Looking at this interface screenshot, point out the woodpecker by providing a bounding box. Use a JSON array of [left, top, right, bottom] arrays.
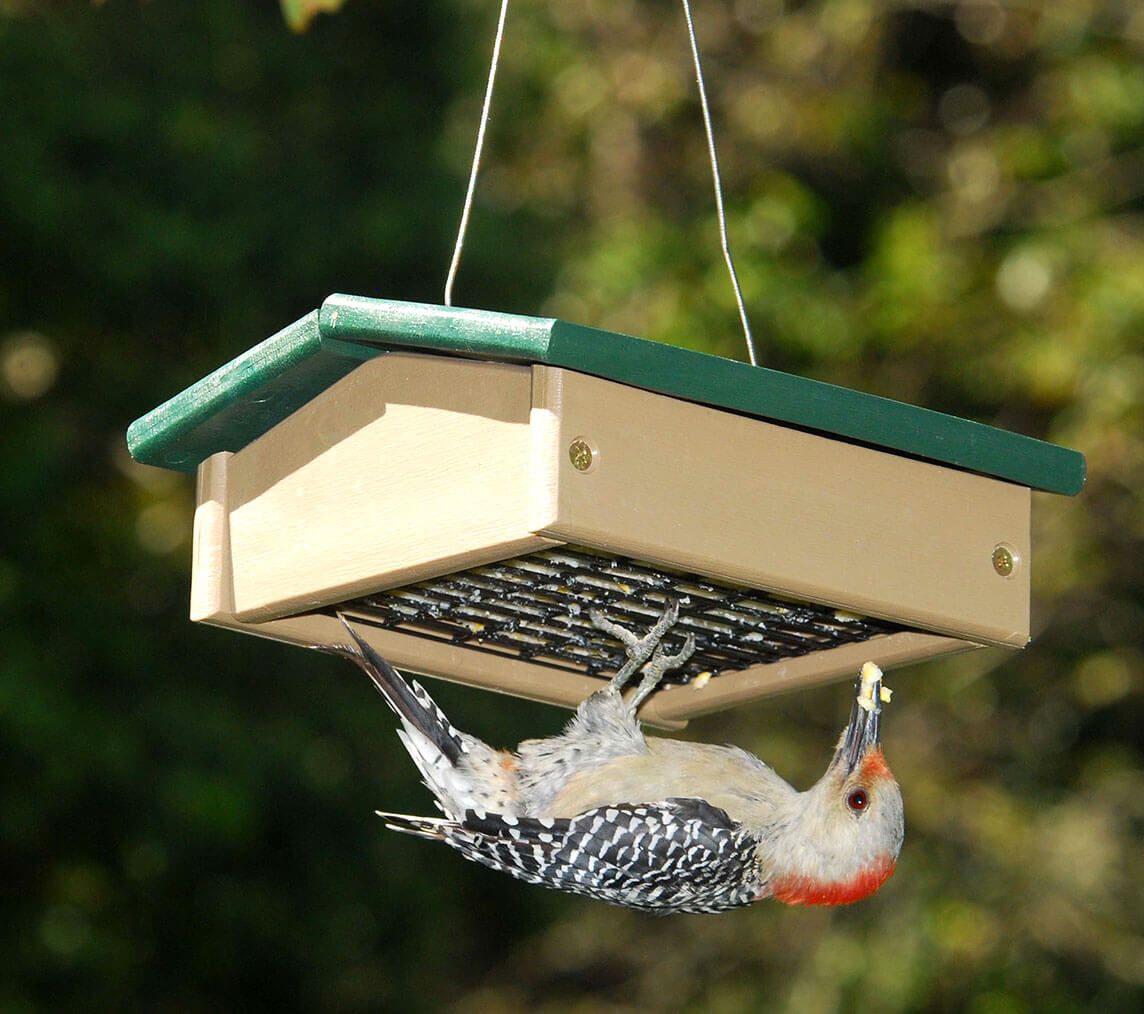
[[331, 602, 904, 914]]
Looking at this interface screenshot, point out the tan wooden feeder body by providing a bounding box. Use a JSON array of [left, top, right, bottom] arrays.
[[128, 294, 1085, 727]]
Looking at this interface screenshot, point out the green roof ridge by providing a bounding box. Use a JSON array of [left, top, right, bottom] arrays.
[[126, 293, 1085, 496]]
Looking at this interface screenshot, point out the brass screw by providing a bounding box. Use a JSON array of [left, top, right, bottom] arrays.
[[992, 544, 1015, 577], [568, 438, 596, 472]]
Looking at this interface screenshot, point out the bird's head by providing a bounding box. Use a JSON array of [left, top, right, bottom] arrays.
[[764, 663, 905, 906]]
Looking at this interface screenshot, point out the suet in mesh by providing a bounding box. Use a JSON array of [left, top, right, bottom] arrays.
[[337, 545, 902, 686]]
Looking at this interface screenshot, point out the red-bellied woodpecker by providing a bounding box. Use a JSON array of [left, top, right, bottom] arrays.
[[331, 602, 903, 914]]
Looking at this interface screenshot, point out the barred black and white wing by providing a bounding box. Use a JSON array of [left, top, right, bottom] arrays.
[[379, 798, 764, 915]]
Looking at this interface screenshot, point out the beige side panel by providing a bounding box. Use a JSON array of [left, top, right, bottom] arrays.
[[195, 608, 691, 724], [532, 367, 1031, 647], [198, 609, 968, 727], [225, 354, 556, 621], [190, 451, 236, 622], [638, 632, 976, 724]]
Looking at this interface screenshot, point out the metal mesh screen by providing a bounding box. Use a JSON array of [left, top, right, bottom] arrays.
[[336, 546, 903, 686]]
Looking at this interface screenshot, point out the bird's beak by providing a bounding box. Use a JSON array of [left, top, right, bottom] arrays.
[[835, 663, 884, 775]]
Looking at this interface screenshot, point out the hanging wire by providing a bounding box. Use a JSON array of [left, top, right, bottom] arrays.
[[680, 0, 760, 366], [444, 0, 510, 307], [446, 0, 759, 366]]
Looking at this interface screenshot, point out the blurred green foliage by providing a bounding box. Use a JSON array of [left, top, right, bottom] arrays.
[[280, 0, 350, 34], [2, 1, 1142, 1010]]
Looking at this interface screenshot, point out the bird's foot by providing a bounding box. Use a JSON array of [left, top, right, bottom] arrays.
[[590, 600, 693, 706], [628, 630, 696, 710]]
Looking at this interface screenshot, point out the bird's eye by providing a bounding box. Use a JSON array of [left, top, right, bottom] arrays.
[[847, 789, 868, 813]]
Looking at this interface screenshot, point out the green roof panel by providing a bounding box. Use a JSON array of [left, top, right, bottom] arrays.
[[127, 294, 1086, 496]]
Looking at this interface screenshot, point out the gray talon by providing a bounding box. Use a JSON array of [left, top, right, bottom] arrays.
[[591, 601, 692, 708]]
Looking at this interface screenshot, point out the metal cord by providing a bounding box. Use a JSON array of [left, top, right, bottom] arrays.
[[680, 0, 759, 365], [446, 0, 759, 367], [444, 0, 510, 307]]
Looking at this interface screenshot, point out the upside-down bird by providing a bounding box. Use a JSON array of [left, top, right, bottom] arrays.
[[331, 602, 903, 914]]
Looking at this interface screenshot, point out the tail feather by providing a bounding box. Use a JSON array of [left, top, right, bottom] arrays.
[[374, 809, 453, 840], [335, 615, 468, 766], [331, 616, 521, 820]]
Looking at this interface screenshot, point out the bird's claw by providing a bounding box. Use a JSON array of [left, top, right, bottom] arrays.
[[628, 631, 697, 710], [591, 600, 692, 708]]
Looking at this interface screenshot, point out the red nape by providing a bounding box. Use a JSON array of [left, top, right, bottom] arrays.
[[769, 855, 896, 906], [859, 748, 894, 783]]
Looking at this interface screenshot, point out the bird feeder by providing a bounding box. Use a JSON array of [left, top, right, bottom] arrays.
[[127, 293, 1085, 727]]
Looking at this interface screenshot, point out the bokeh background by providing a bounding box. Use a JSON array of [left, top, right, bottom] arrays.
[[3, 1, 1142, 1010]]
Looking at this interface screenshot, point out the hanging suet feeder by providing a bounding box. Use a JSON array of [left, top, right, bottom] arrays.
[[127, 2, 1084, 727], [127, 293, 1085, 727]]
